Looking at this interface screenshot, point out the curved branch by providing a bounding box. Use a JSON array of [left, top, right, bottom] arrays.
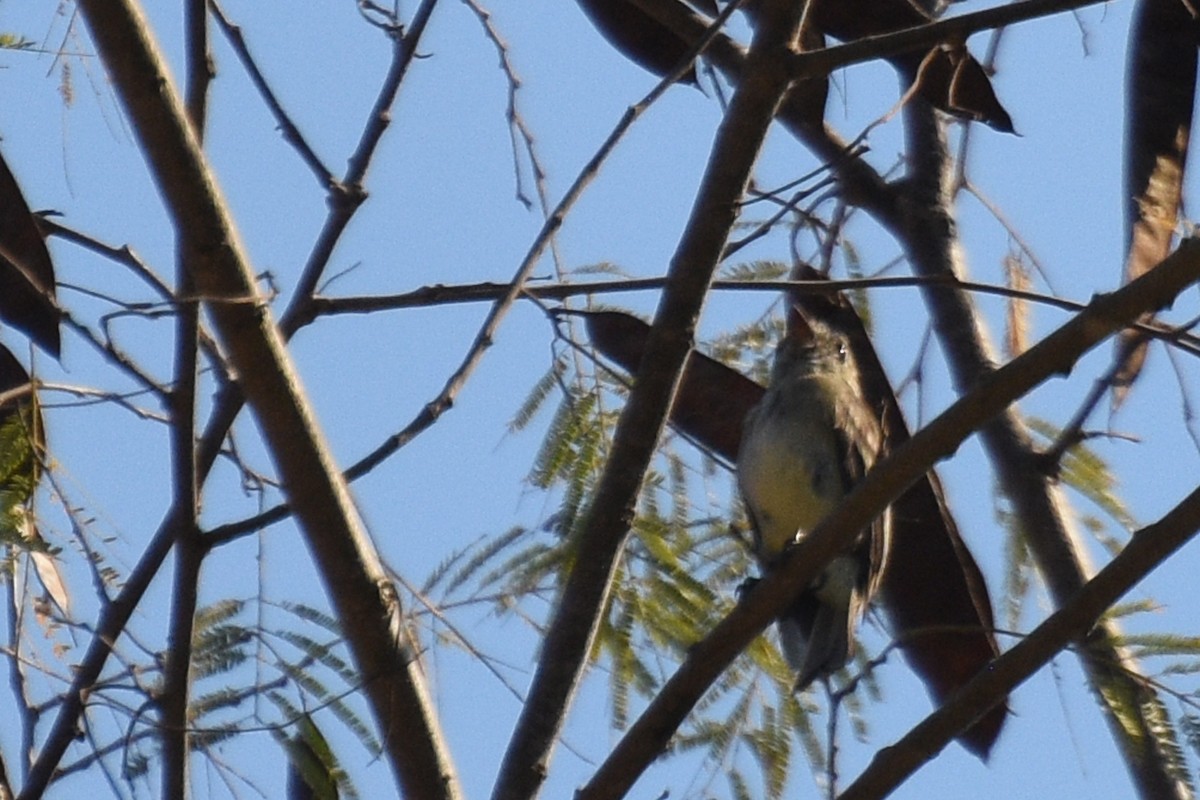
[[784, 0, 1110, 80]]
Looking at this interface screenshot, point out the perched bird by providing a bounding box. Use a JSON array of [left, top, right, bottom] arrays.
[[737, 308, 890, 689]]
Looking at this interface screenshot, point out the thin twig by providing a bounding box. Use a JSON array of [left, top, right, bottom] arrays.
[[572, 239, 1200, 800], [207, 0, 335, 187], [839, 483, 1200, 800], [308, 275, 1200, 355], [493, 2, 806, 798], [784, 0, 1111, 81], [345, 8, 729, 482]]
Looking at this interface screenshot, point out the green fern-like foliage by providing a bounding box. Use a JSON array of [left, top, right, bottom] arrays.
[[0, 33, 35, 51], [447, 295, 898, 799], [0, 372, 42, 545], [276, 704, 357, 800], [1027, 417, 1139, 535], [124, 599, 381, 797], [1000, 417, 1139, 630], [1006, 420, 1197, 792], [0, 353, 72, 616]]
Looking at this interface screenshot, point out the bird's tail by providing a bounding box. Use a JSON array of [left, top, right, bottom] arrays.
[[779, 558, 861, 690]]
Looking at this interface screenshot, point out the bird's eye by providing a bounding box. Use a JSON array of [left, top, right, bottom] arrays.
[[837, 342, 847, 361]]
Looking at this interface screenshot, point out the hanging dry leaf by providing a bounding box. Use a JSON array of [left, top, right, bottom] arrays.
[[566, 308, 763, 461], [0, 149, 61, 357], [30, 546, 71, 616], [1005, 254, 1030, 359], [576, 0, 702, 84], [809, 0, 1015, 132], [1113, 0, 1198, 408], [0, 345, 64, 615]]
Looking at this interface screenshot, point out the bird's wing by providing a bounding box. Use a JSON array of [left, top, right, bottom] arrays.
[[831, 390, 891, 598]]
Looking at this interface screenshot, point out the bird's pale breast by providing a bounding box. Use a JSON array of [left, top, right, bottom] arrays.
[[738, 383, 844, 562]]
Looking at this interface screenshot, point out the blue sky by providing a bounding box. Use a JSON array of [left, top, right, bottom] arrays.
[[0, 0, 1198, 798]]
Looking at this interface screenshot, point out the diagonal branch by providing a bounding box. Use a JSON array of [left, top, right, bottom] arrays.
[[783, 0, 1110, 79], [629, 0, 1107, 82], [195, 0, 440, 481], [19, 8, 454, 790], [620, 1, 1193, 794], [489, 3, 810, 800], [208, 0, 335, 187], [839, 481, 1200, 799], [285, 0, 442, 315], [573, 238, 1200, 800], [22, 4, 462, 800], [343, 8, 702, 481], [900, 96, 1192, 799]]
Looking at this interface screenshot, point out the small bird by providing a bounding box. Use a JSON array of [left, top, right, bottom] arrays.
[[737, 308, 890, 689]]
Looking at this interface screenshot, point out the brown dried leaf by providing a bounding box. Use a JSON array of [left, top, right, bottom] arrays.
[[1114, 0, 1198, 408], [0, 149, 60, 357], [575, 0, 701, 84], [1005, 255, 1030, 359], [811, 0, 1014, 132], [30, 546, 70, 616]]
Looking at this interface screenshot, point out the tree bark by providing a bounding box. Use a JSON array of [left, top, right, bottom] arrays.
[[33, 4, 465, 800], [900, 99, 1192, 800], [491, 3, 810, 800]]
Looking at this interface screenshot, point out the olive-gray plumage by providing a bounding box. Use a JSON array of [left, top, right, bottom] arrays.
[[737, 316, 890, 689]]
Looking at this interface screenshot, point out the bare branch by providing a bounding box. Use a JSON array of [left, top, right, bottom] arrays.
[[193, 0, 443, 480], [343, 5, 726, 482], [280, 0, 444, 324], [573, 238, 1200, 800], [491, 3, 811, 799], [207, 0, 335, 188], [310, 275, 1200, 355], [22, 3, 462, 799], [159, 12, 208, 786], [900, 78, 1189, 794], [840, 482, 1200, 800], [784, 0, 1110, 80]]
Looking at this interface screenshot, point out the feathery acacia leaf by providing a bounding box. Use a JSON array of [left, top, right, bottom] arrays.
[[509, 361, 564, 434], [1005, 253, 1031, 359], [277, 710, 358, 800], [0, 346, 43, 545], [1028, 417, 1138, 533], [998, 502, 1034, 630]]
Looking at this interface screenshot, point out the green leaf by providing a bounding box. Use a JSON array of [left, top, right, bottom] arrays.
[[508, 361, 564, 434], [1027, 417, 1138, 533], [0, 351, 42, 545], [283, 715, 348, 800]]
